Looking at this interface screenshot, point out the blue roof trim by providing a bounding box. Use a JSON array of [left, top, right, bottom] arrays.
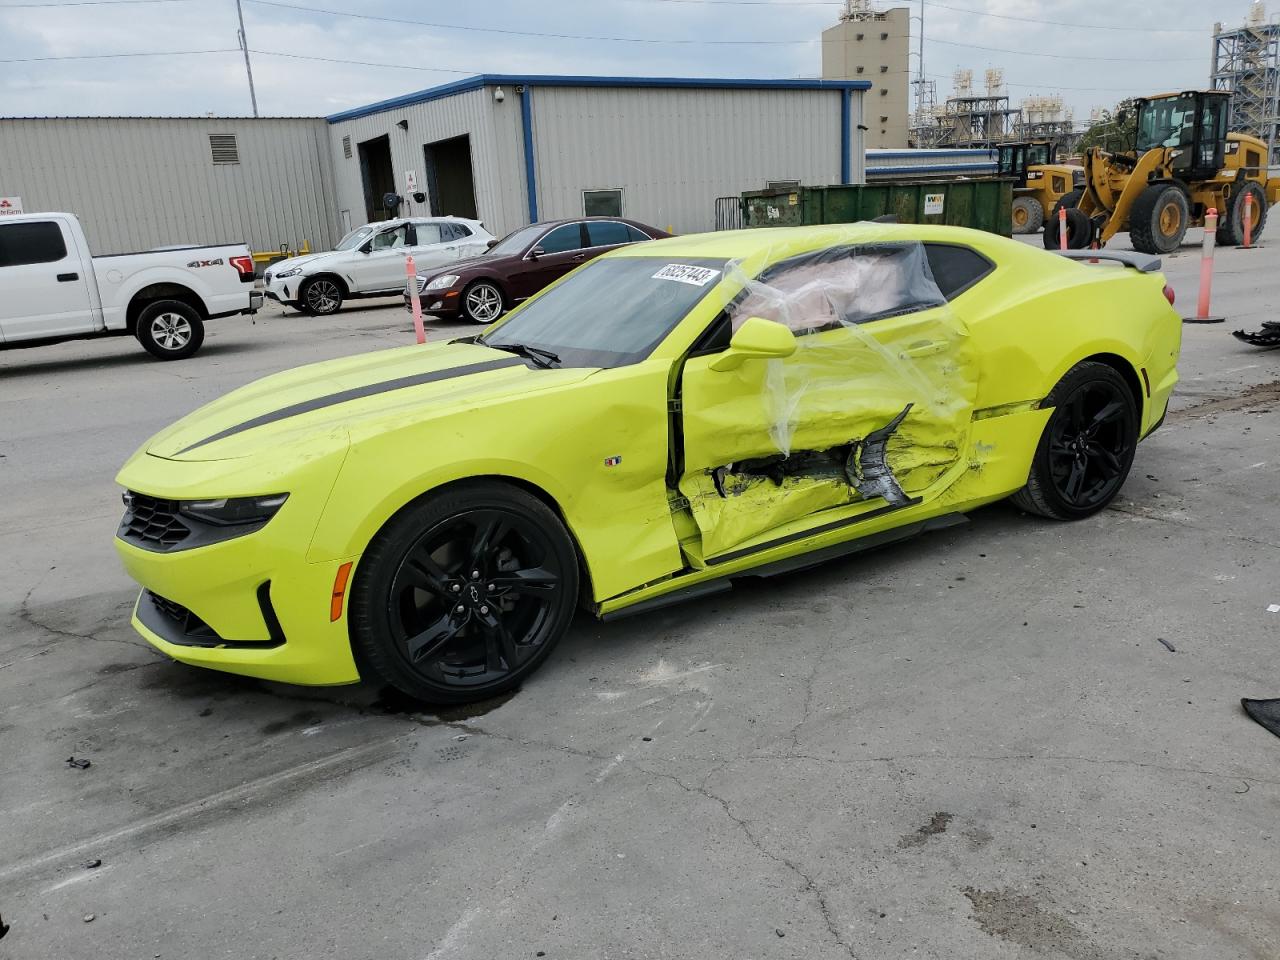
[[327, 74, 871, 124], [865, 163, 998, 175], [867, 149, 995, 160]]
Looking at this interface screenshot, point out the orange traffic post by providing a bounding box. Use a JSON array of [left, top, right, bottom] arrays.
[[1058, 206, 1068, 251], [1240, 191, 1256, 249], [1184, 208, 1225, 324], [405, 254, 426, 344]]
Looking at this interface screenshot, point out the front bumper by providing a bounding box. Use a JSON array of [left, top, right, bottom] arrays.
[[114, 443, 361, 686], [403, 286, 462, 317], [117, 535, 362, 686], [264, 274, 298, 305]]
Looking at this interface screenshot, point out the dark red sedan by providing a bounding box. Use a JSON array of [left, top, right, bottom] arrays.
[[406, 217, 669, 323]]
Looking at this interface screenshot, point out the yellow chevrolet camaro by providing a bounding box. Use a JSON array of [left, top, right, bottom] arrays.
[[115, 224, 1180, 703]]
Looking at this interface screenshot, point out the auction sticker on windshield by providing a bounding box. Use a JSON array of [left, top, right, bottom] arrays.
[[652, 264, 721, 286]]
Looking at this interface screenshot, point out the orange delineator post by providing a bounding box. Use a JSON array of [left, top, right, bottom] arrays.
[[406, 254, 426, 345], [1187, 208, 1223, 324], [1058, 206, 1068, 251], [1242, 192, 1254, 249]]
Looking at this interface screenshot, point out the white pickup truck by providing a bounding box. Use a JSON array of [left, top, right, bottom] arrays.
[[0, 212, 261, 360]]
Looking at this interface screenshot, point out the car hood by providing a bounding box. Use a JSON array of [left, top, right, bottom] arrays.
[[269, 250, 344, 274], [420, 252, 510, 278], [141, 341, 593, 462]]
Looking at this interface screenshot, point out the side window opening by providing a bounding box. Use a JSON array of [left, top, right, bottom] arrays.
[[537, 223, 585, 254], [729, 244, 946, 335], [922, 243, 995, 300], [0, 221, 69, 267]]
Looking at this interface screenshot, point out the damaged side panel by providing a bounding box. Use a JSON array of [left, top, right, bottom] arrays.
[[677, 242, 980, 560]]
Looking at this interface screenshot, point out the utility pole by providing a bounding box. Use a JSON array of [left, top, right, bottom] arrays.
[[918, 0, 925, 114], [235, 0, 259, 117]]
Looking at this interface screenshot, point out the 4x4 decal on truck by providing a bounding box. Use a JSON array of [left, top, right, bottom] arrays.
[[187, 258, 225, 268]]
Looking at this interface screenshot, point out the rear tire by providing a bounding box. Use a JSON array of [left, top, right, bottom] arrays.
[[349, 481, 579, 704], [1012, 196, 1044, 235], [1216, 182, 1267, 246], [135, 300, 205, 360], [300, 276, 344, 316], [1011, 361, 1139, 521], [1129, 184, 1190, 254]]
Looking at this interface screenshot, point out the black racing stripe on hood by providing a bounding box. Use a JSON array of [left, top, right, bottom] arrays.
[[175, 357, 526, 455]]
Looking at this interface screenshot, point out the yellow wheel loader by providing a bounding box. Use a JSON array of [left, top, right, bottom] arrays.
[[998, 141, 1085, 235], [1048, 91, 1280, 254]]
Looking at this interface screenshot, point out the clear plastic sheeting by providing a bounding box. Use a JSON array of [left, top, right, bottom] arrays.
[[678, 238, 980, 558]]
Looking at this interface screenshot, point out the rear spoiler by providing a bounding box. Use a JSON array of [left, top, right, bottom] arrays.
[[1051, 249, 1162, 273]]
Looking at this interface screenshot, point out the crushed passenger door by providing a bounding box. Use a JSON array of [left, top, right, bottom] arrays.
[[676, 242, 980, 561]]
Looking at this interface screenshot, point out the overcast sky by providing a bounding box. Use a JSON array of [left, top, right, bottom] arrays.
[[0, 0, 1249, 121]]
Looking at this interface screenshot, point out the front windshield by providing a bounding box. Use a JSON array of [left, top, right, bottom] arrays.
[[335, 225, 376, 251], [1136, 95, 1197, 152], [487, 224, 546, 257], [1027, 144, 1049, 165], [483, 256, 727, 368]]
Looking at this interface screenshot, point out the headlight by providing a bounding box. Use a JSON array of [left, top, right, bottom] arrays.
[[274, 267, 303, 279], [178, 493, 289, 526], [119, 491, 289, 553], [425, 274, 459, 291]]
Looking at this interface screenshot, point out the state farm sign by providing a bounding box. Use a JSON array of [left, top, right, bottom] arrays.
[[0, 197, 23, 216]]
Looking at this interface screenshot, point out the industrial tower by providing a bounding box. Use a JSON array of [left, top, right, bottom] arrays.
[[1212, 2, 1280, 164]]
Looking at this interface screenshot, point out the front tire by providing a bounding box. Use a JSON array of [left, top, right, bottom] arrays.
[[1011, 361, 1139, 521], [1130, 184, 1190, 254], [300, 276, 344, 316], [349, 481, 579, 704], [461, 280, 505, 324], [135, 300, 205, 360]]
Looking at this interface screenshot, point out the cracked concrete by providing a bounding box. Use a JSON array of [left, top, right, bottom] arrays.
[[4, 243, 1280, 959]]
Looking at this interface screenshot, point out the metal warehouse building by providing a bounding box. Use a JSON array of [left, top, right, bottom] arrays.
[[0, 117, 340, 255], [327, 75, 870, 239], [1, 74, 869, 254]]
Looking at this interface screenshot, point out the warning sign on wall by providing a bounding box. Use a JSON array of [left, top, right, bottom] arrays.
[[923, 193, 945, 216], [0, 197, 23, 216]]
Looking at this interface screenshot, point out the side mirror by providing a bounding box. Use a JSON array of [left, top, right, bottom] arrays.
[[529, 246, 545, 259], [708, 316, 797, 372], [486, 239, 497, 250], [359, 242, 372, 255]]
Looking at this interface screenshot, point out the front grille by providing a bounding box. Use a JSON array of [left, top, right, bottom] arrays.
[[264, 270, 273, 283], [121, 492, 190, 549], [144, 591, 217, 641]]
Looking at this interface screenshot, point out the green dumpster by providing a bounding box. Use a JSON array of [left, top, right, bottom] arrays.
[[741, 179, 1014, 236]]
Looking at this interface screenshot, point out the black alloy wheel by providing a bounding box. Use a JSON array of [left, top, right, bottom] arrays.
[[1012, 361, 1139, 520], [350, 482, 578, 703]]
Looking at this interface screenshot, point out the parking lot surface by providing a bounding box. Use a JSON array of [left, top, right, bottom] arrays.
[[3, 236, 1279, 960]]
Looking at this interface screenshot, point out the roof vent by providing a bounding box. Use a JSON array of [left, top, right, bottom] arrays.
[[342, 135, 352, 159], [209, 133, 239, 164]]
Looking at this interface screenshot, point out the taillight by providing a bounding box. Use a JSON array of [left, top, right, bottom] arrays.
[[1162, 284, 1175, 306], [230, 255, 255, 278]]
